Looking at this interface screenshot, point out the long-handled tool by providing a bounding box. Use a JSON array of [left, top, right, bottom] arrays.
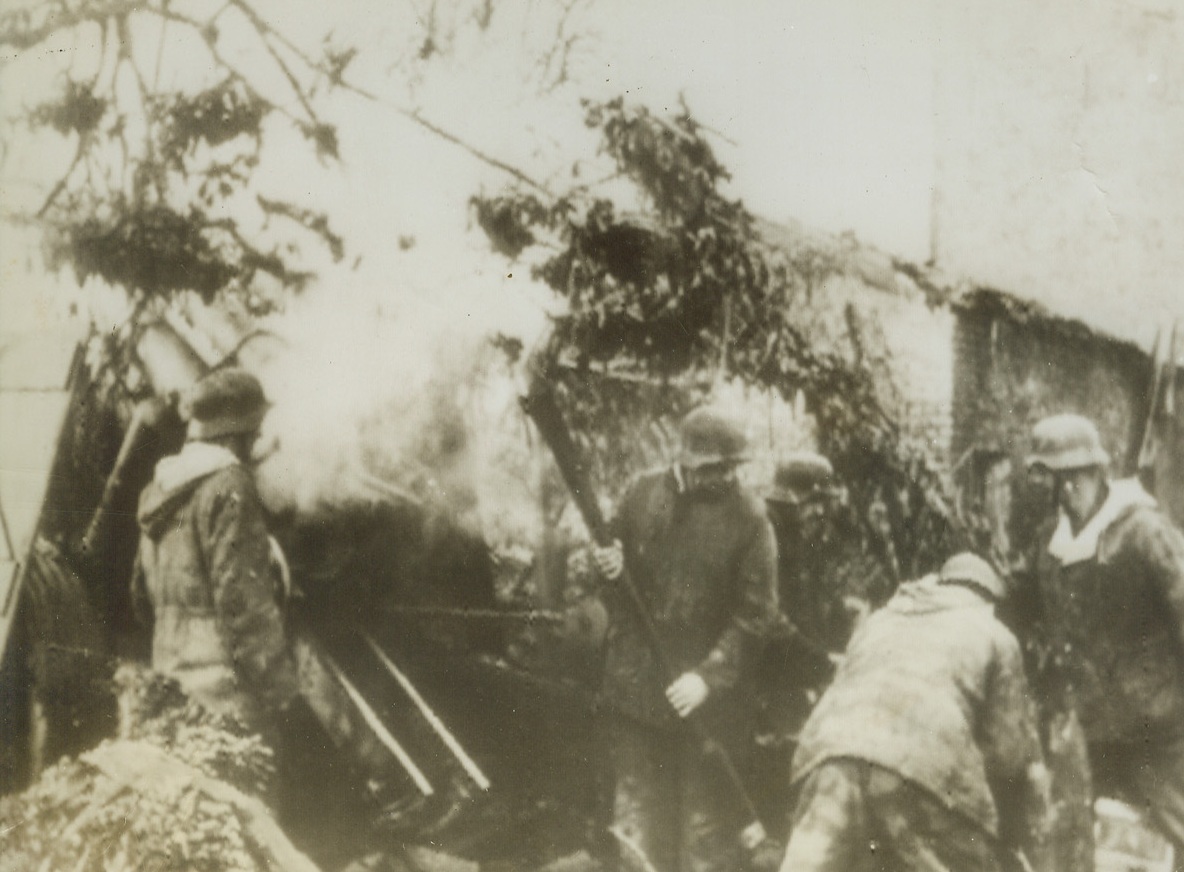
[[520, 375, 777, 864]]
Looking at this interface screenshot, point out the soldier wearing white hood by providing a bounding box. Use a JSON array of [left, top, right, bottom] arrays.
[[1026, 413, 1184, 856], [133, 368, 299, 731]]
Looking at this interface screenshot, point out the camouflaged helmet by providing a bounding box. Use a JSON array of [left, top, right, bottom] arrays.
[[767, 451, 834, 503], [939, 552, 1007, 602], [1026, 413, 1110, 472], [184, 368, 270, 440], [678, 406, 749, 468]]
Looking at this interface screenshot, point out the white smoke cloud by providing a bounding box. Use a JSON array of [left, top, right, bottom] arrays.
[[251, 259, 550, 551]]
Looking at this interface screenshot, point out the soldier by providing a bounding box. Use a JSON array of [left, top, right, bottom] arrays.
[[132, 369, 394, 868], [1026, 413, 1184, 857], [759, 451, 890, 734], [133, 367, 299, 731], [591, 405, 780, 872], [756, 452, 856, 820], [781, 553, 1051, 872], [764, 451, 874, 656]]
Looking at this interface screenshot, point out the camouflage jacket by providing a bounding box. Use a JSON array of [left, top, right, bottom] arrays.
[[1033, 478, 1184, 744], [134, 442, 299, 728], [792, 577, 1046, 840], [601, 467, 780, 735]]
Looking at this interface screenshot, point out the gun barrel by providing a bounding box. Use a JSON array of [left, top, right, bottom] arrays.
[[382, 604, 564, 624]]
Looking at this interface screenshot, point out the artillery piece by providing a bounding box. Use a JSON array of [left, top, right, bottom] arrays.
[[0, 309, 609, 871]]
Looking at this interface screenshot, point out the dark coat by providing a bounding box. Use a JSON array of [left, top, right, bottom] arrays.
[[766, 500, 892, 655], [134, 442, 299, 728], [792, 578, 1045, 839], [601, 467, 780, 735], [1035, 479, 1184, 744]]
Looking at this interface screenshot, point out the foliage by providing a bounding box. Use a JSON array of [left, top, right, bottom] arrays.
[[0, 664, 280, 872], [50, 202, 264, 301], [111, 663, 277, 796], [3, 0, 350, 315], [28, 79, 107, 136], [20, 540, 117, 768], [152, 79, 266, 158], [475, 98, 969, 577]]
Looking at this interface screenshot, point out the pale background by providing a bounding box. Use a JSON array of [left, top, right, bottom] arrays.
[[4, 0, 1181, 346]]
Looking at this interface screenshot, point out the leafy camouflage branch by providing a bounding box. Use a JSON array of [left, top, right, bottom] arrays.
[[475, 97, 969, 578]]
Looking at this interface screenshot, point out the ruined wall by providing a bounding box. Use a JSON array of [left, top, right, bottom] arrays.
[[804, 272, 954, 464], [763, 221, 956, 468], [950, 293, 1148, 465]]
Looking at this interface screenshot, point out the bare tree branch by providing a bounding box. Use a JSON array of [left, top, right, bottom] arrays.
[[0, 0, 139, 50], [114, 13, 165, 201], [534, 0, 588, 93], [233, 0, 555, 192], [318, 71, 551, 195], [153, 6, 303, 126], [36, 133, 88, 217], [8, 0, 551, 197], [225, 0, 319, 124], [403, 108, 550, 195], [228, 0, 319, 74], [151, 0, 169, 89]]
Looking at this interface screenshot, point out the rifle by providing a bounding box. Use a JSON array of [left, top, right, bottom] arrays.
[[520, 376, 778, 866]]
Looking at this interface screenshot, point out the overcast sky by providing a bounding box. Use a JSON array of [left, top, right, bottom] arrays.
[[591, 0, 936, 259]]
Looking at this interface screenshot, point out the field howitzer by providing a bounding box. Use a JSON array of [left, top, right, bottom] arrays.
[[520, 376, 782, 870], [77, 380, 491, 832]]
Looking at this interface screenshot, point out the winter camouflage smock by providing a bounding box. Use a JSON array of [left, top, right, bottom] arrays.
[[601, 467, 780, 734], [1034, 478, 1184, 743], [134, 442, 299, 728], [791, 577, 1044, 837]]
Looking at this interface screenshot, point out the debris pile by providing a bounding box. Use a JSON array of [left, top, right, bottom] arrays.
[[0, 664, 318, 872]]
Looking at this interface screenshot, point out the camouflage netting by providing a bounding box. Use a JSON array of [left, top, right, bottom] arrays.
[[0, 663, 318, 872]]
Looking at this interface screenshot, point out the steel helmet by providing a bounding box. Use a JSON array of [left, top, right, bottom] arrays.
[[184, 368, 270, 440], [678, 406, 749, 468], [939, 552, 1008, 602], [767, 451, 834, 503], [1026, 413, 1110, 472]]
